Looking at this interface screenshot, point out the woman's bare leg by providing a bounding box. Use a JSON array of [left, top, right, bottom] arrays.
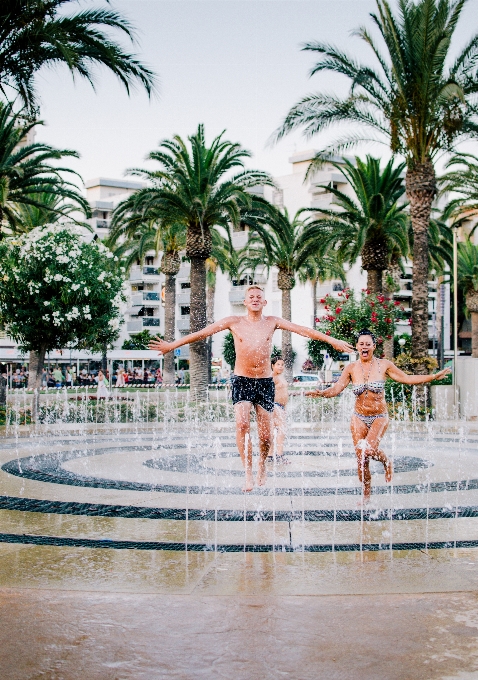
[[363, 418, 392, 483], [351, 416, 391, 500], [234, 401, 254, 492]]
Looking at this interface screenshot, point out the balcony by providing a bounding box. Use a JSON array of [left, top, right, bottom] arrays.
[[127, 318, 160, 333], [177, 291, 191, 305], [177, 317, 190, 331], [229, 286, 247, 304], [129, 266, 161, 282], [131, 292, 160, 307]]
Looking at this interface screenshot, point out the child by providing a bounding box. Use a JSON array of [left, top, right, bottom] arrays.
[[269, 356, 290, 464]]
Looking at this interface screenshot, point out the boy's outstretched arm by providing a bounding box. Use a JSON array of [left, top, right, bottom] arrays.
[[149, 317, 236, 354], [274, 318, 354, 354]]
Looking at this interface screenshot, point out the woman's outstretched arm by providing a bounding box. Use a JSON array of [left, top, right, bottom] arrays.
[[385, 361, 451, 385], [305, 365, 352, 398]]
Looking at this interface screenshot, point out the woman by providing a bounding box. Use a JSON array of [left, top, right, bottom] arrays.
[[96, 369, 110, 399], [307, 329, 450, 504]]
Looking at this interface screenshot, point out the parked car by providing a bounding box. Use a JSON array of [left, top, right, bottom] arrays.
[[293, 374, 320, 385]]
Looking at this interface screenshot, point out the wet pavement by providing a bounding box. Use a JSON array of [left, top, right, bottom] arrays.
[[1, 587, 478, 679], [0, 422, 478, 678]]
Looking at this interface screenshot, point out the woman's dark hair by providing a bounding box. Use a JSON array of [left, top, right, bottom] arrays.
[[271, 355, 283, 366], [356, 328, 376, 344]]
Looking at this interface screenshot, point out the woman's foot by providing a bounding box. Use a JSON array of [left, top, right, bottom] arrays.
[[384, 457, 393, 483]]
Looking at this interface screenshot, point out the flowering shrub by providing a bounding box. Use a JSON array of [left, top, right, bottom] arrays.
[[308, 289, 404, 366], [0, 225, 126, 363]]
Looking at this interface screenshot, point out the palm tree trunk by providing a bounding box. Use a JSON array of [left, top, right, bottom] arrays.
[[406, 161, 436, 373], [472, 312, 478, 359], [312, 279, 318, 328], [189, 256, 208, 400], [206, 277, 216, 384], [163, 272, 176, 386], [281, 288, 293, 382], [367, 270, 382, 294]]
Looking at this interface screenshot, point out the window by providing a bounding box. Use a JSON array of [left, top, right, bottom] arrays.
[[332, 282, 344, 291], [145, 256, 154, 266], [272, 190, 284, 207], [180, 282, 191, 289], [233, 221, 246, 232], [180, 306, 190, 316]]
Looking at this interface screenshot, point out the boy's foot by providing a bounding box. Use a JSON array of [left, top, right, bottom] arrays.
[[242, 472, 254, 493], [256, 463, 267, 487], [357, 496, 372, 508], [384, 458, 393, 483]]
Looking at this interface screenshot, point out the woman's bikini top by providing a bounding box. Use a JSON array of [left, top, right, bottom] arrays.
[[351, 358, 385, 396], [352, 381, 385, 396]]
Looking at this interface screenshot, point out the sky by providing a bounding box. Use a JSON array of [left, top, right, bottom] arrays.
[[33, 0, 478, 186]]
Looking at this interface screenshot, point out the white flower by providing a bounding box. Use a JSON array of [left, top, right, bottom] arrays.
[[84, 288, 89, 296], [84, 313, 92, 320], [108, 318, 119, 330], [42, 314, 50, 321], [71, 283, 80, 291], [97, 271, 106, 282], [83, 305, 90, 314], [53, 273, 63, 281], [43, 301, 50, 306]]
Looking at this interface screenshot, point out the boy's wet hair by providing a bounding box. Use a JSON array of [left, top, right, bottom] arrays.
[[356, 328, 377, 344], [271, 355, 283, 366], [245, 284, 264, 296]]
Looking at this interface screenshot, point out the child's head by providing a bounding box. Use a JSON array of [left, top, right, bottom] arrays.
[[271, 355, 285, 374]]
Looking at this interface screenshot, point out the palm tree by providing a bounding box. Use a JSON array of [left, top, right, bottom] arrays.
[[112, 125, 274, 399], [456, 239, 478, 358], [108, 219, 186, 387], [441, 153, 478, 226], [274, 0, 478, 370], [0, 102, 90, 234], [242, 206, 326, 381], [303, 156, 409, 294], [0, 0, 156, 111], [14, 187, 90, 233]]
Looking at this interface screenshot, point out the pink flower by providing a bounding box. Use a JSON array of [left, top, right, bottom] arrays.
[[320, 298, 326, 304]]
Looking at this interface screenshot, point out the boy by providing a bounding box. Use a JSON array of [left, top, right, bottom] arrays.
[[150, 285, 353, 492]]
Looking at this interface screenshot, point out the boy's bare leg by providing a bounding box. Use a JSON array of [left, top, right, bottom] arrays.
[[255, 405, 273, 486], [234, 402, 254, 492], [270, 406, 288, 463]]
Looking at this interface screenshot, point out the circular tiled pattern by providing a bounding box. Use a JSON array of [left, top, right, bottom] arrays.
[[0, 426, 477, 553]]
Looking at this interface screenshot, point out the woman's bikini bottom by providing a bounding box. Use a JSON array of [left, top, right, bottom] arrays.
[[353, 412, 388, 429]]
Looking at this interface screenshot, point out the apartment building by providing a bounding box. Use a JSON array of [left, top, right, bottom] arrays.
[[82, 151, 447, 372]]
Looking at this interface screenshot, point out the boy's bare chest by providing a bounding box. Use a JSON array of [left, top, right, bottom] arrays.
[[232, 320, 275, 347]]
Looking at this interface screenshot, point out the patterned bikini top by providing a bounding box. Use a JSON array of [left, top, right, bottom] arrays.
[[352, 381, 385, 396], [352, 358, 385, 396]]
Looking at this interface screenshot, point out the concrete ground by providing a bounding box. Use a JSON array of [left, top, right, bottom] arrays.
[[1, 423, 477, 678], [1, 587, 478, 680]]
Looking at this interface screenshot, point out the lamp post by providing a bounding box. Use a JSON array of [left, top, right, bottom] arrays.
[[453, 224, 459, 413], [398, 337, 406, 353]]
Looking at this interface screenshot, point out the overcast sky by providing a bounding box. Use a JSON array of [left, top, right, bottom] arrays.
[[33, 0, 478, 185]]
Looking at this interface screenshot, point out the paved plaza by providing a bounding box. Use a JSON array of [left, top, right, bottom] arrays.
[[0, 420, 478, 678]]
